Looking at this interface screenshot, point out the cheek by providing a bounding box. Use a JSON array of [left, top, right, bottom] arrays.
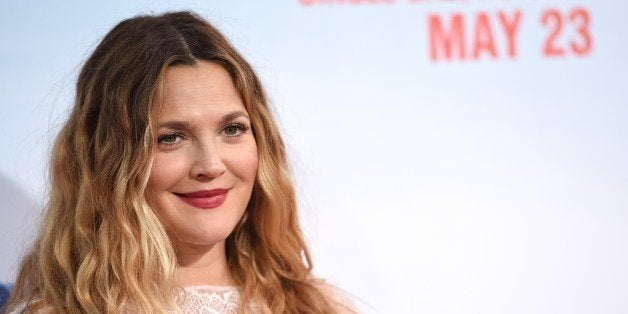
[[148, 152, 190, 193], [228, 141, 258, 182]]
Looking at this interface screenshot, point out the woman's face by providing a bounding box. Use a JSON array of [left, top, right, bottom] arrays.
[[148, 60, 258, 249]]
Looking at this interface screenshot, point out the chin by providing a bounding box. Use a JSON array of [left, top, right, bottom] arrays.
[[172, 223, 239, 248]]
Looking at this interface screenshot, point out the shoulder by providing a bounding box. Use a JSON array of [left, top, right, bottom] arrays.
[[6, 301, 27, 314], [315, 281, 359, 314], [6, 299, 54, 314]]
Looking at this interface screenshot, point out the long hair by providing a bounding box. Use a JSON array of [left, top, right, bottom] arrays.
[[7, 11, 335, 313]]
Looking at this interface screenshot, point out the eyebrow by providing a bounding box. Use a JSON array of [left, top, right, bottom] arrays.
[[156, 110, 250, 129]]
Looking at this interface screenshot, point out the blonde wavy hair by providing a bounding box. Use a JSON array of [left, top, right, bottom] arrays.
[[8, 11, 338, 313]]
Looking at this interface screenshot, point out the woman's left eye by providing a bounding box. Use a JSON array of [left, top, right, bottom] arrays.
[[222, 123, 248, 137]]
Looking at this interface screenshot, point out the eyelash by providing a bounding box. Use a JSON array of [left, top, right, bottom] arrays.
[[222, 122, 249, 137], [157, 132, 186, 146], [156, 123, 250, 146]]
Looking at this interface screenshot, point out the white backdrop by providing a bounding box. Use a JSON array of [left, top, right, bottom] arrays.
[[1, 1, 627, 313]]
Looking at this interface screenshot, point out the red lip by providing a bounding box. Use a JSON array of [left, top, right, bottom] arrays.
[[175, 189, 229, 209]]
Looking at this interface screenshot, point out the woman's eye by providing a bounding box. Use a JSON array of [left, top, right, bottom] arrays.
[[223, 123, 248, 137], [157, 133, 184, 145]]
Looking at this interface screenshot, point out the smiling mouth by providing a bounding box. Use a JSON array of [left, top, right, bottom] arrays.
[[174, 189, 229, 209]]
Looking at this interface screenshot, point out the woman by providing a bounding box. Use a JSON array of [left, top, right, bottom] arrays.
[[7, 11, 354, 313]]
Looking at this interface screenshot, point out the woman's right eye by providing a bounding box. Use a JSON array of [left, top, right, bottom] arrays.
[[157, 132, 184, 146]]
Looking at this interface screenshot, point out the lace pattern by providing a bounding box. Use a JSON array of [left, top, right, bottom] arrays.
[[180, 286, 241, 314]]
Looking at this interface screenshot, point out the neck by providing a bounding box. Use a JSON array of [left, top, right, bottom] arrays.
[[174, 240, 235, 287]]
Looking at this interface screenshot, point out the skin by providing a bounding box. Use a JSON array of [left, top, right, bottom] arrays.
[[147, 60, 258, 287]]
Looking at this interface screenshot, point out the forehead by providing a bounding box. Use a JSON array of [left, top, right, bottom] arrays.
[[157, 61, 245, 120]]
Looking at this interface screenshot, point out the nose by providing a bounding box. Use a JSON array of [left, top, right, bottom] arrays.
[[190, 142, 226, 180]]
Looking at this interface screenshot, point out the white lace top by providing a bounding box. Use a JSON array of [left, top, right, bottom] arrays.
[[180, 285, 242, 314], [179, 284, 357, 314]]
